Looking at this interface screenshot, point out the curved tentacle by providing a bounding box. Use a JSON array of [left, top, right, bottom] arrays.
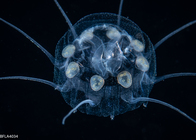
[[129, 97, 196, 123], [62, 99, 95, 125]]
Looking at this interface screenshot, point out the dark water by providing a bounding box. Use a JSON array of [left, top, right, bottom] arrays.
[[0, 0, 195, 139]]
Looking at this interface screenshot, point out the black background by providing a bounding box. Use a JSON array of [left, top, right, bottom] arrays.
[[0, 0, 196, 139]]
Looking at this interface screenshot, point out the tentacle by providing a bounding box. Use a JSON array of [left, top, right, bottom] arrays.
[[62, 99, 95, 125], [155, 73, 196, 84], [0, 18, 56, 66], [117, 0, 124, 26], [0, 76, 60, 91], [54, 0, 78, 39], [130, 97, 196, 123], [154, 20, 196, 50]]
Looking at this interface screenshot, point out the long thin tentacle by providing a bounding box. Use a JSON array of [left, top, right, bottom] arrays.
[[117, 0, 124, 26], [154, 20, 196, 50], [54, 0, 77, 39], [155, 73, 196, 84], [130, 97, 196, 123], [0, 18, 56, 66], [62, 99, 95, 125], [0, 76, 60, 91]]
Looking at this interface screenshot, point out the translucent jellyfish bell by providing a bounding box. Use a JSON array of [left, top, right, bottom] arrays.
[[66, 62, 80, 78], [117, 71, 132, 88]]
